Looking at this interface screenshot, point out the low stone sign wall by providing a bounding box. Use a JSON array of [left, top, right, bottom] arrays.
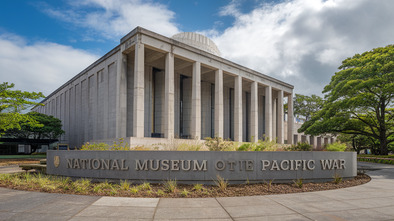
[[47, 150, 357, 184]]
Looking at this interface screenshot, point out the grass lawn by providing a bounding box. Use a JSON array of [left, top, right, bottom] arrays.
[[358, 154, 394, 165], [0, 154, 46, 159]]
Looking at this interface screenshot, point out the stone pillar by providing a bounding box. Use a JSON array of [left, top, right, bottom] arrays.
[[164, 52, 174, 139], [272, 96, 277, 140], [191, 61, 201, 139], [265, 86, 272, 140], [287, 93, 294, 144], [312, 136, 318, 150], [277, 90, 284, 144], [250, 81, 258, 142], [214, 69, 224, 138], [133, 42, 145, 137], [234, 75, 243, 142], [116, 53, 127, 138]]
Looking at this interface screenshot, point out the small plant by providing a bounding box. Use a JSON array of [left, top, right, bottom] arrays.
[[180, 188, 189, 197], [267, 179, 275, 191], [333, 173, 343, 184], [93, 180, 113, 193], [109, 187, 118, 196], [0, 174, 12, 182], [157, 189, 165, 196], [193, 183, 204, 192], [163, 179, 177, 193], [138, 182, 151, 191], [326, 142, 347, 152], [120, 180, 131, 191], [293, 178, 303, 188], [59, 177, 72, 190], [73, 178, 91, 193], [214, 175, 228, 191], [130, 186, 139, 194]]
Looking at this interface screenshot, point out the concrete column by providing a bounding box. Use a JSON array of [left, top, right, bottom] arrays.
[[164, 52, 175, 139], [191, 61, 201, 139], [250, 81, 258, 142], [214, 69, 224, 138], [133, 42, 145, 137], [272, 97, 277, 140], [234, 75, 243, 142], [312, 136, 318, 150], [116, 53, 127, 138], [277, 90, 284, 144], [265, 86, 272, 140], [287, 93, 294, 144]]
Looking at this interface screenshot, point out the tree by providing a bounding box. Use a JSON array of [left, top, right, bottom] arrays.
[[338, 134, 374, 154], [293, 94, 324, 121], [299, 45, 394, 155], [0, 82, 44, 134], [3, 112, 64, 152]]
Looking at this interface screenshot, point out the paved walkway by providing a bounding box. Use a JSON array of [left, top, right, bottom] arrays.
[[1, 162, 394, 220]]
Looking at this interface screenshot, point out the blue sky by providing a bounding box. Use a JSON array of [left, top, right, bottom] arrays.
[[1, 0, 394, 96]]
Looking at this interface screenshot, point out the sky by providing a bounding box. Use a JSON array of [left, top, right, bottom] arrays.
[[1, 0, 394, 97]]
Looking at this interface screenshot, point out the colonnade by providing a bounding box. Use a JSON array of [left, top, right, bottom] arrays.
[[116, 41, 294, 144]]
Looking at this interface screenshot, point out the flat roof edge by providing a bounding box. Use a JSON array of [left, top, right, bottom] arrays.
[[36, 45, 121, 105], [121, 27, 294, 90]]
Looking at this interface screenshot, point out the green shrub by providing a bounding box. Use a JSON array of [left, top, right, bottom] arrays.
[[237, 137, 278, 152], [81, 142, 110, 151], [80, 138, 130, 151], [286, 142, 312, 151], [237, 143, 253, 151], [326, 142, 347, 152], [205, 137, 234, 151]]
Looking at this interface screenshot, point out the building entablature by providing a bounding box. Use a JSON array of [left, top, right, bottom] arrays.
[[120, 27, 294, 95]]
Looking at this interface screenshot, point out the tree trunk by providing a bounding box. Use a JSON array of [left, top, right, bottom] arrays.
[[380, 139, 389, 155]]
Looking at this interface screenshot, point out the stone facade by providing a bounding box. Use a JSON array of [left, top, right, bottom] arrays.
[[34, 27, 295, 148]]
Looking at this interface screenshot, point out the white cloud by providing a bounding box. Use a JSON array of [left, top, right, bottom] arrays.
[[42, 0, 180, 40], [210, 0, 394, 96], [0, 33, 98, 96]]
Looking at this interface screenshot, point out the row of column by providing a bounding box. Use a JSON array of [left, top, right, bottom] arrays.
[[117, 42, 294, 144]]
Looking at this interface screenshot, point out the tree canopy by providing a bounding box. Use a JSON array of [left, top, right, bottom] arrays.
[[3, 112, 64, 140], [293, 94, 324, 121], [0, 82, 44, 134], [299, 45, 394, 154]]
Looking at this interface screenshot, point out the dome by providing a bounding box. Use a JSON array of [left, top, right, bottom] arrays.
[[172, 32, 221, 56]]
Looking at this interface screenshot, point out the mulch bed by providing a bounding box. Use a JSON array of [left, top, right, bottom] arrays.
[[0, 173, 370, 198]]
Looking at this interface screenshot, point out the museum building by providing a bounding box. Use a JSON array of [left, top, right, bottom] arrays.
[[33, 27, 295, 148]]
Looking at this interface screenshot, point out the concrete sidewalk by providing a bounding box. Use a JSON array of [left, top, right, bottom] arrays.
[[0, 162, 393, 220]]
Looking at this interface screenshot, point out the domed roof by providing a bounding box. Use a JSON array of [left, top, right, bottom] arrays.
[[172, 32, 221, 56]]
